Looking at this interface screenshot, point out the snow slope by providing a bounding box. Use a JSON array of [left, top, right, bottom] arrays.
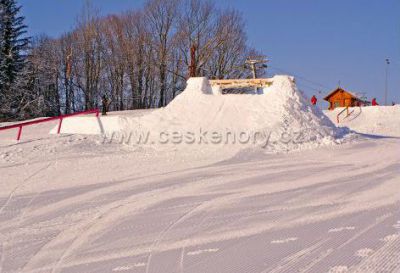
[[0, 125, 399, 273], [324, 105, 400, 137], [55, 76, 348, 153]]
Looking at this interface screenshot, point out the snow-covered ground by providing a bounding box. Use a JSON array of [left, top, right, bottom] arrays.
[[0, 77, 399, 273], [324, 105, 400, 138]]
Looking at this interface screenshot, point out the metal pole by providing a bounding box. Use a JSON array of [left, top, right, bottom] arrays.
[[385, 58, 390, 106], [250, 63, 257, 93], [250, 63, 257, 79], [245, 57, 268, 94], [17, 126, 22, 141], [57, 117, 63, 134]]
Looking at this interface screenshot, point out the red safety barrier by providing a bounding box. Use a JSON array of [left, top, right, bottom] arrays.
[[0, 109, 99, 141]]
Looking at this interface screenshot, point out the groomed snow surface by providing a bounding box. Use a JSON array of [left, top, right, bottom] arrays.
[[1, 76, 399, 273]]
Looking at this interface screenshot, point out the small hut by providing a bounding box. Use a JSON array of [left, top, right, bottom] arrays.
[[324, 87, 368, 110]]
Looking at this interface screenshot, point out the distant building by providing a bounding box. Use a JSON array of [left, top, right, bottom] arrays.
[[323, 87, 369, 110]]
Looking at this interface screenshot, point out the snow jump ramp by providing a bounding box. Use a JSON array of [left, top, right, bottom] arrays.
[[53, 75, 347, 152]]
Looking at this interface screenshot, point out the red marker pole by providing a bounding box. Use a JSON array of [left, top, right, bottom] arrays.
[[57, 117, 63, 134], [17, 126, 22, 141]]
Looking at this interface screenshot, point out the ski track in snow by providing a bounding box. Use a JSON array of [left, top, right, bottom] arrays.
[[270, 237, 298, 244], [112, 263, 146, 271], [1, 136, 399, 273], [328, 265, 349, 273], [355, 248, 374, 258], [328, 226, 356, 233], [186, 248, 219, 256]]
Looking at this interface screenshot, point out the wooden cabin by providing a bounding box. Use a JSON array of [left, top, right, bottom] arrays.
[[324, 88, 368, 110]]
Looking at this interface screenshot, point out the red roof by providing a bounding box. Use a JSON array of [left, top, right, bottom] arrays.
[[323, 87, 361, 101]]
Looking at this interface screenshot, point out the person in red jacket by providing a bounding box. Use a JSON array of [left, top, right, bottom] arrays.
[[311, 95, 317, 105], [371, 98, 379, 106]]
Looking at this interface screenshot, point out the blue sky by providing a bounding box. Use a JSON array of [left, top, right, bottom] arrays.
[[19, 0, 400, 105]]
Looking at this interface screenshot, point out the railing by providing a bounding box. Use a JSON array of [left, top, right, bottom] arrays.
[[0, 109, 99, 141], [336, 107, 350, 123], [209, 78, 273, 89]]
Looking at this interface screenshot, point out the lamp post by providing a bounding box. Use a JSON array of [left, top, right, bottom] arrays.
[[385, 58, 390, 106]]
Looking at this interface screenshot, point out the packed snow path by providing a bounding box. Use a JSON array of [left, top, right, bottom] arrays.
[[0, 133, 399, 273]]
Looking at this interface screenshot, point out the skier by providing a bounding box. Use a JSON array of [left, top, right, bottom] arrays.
[[311, 95, 317, 106], [102, 95, 110, 115], [371, 98, 379, 106]]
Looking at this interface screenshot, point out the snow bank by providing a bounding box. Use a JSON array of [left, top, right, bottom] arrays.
[[324, 105, 400, 137], [50, 116, 120, 135], [49, 109, 152, 135], [54, 76, 346, 152]]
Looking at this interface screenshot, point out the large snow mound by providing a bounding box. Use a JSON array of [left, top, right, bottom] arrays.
[[324, 105, 400, 138], [55, 75, 347, 152]]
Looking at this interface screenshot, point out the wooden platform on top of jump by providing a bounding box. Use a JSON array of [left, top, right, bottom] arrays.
[[209, 78, 273, 89]]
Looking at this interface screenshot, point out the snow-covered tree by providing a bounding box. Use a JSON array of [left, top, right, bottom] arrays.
[[0, 0, 30, 119]]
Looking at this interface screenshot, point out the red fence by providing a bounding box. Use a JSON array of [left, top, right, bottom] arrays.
[[0, 109, 99, 141]]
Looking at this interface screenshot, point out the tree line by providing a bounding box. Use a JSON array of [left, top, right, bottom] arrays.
[[1, 0, 261, 120]]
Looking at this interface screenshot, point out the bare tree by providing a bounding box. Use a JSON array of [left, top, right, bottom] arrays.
[[207, 9, 249, 79], [145, 0, 179, 107], [102, 15, 126, 111], [74, 1, 103, 110], [58, 33, 76, 113], [122, 10, 150, 109], [176, 0, 215, 77], [28, 36, 61, 116], [25, 0, 263, 117]]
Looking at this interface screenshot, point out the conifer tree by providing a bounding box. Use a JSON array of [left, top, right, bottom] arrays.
[[0, 0, 30, 118]]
